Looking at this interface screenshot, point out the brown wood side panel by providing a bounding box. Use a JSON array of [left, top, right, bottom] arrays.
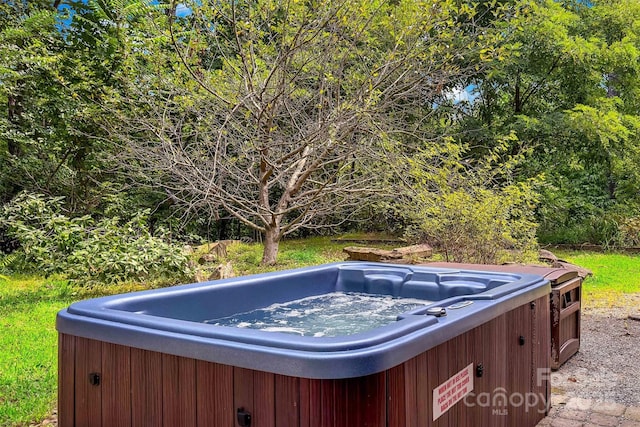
[[234, 367, 255, 426], [559, 339, 580, 365], [560, 311, 579, 343], [430, 341, 450, 427], [298, 378, 311, 427], [467, 319, 486, 424], [275, 375, 300, 427], [415, 351, 430, 426], [312, 379, 328, 427], [386, 363, 406, 427], [196, 360, 234, 427], [58, 334, 76, 427], [74, 337, 102, 427], [252, 370, 275, 427], [551, 278, 582, 370], [131, 348, 163, 427], [403, 355, 418, 427], [507, 303, 533, 426], [344, 373, 385, 427], [320, 380, 339, 427], [162, 354, 196, 427], [533, 295, 551, 419], [460, 327, 484, 426], [302, 378, 323, 427], [101, 342, 131, 427], [330, 379, 347, 427], [480, 314, 507, 427], [448, 332, 471, 427], [367, 373, 386, 427]]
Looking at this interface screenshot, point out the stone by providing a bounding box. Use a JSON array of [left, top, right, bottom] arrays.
[[556, 408, 588, 421], [565, 397, 593, 411], [198, 242, 227, 263], [197, 240, 233, 264], [625, 407, 640, 421], [343, 246, 392, 262], [550, 418, 583, 427], [208, 261, 234, 280], [343, 244, 432, 262], [551, 394, 570, 406], [194, 268, 210, 282], [539, 249, 559, 263], [389, 244, 433, 259], [588, 412, 620, 426], [592, 401, 626, 417]]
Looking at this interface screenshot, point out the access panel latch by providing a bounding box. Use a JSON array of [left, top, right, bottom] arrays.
[[88, 372, 101, 386], [237, 408, 252, 426]]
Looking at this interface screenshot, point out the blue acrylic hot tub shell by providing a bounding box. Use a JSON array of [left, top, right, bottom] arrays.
[[56, 262, 549, 379]]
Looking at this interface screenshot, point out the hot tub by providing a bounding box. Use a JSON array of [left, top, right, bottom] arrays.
[[57, 262, 551, 427]]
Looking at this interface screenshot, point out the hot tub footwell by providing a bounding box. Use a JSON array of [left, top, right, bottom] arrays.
[[58, 295, 549, 427]]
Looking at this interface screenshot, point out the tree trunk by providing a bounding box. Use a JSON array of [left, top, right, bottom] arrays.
[[217, 217, 230, 240], [7, 94, 23, 157], [514, 71, 522, 114], [261, 226, 280, 265]]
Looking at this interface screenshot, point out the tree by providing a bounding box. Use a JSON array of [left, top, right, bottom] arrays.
[[0, 0, 126, 211], [456, 0, 640, 245], [108, 0, 503, 264], [0, 4, 62, 201]]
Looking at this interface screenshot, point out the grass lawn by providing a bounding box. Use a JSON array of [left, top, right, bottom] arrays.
[[0, 276, 74, 426], [555, 251, 640, 308], [1, 239, 639, 426]]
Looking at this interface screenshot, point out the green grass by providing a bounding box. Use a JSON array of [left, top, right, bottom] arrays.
[[224, 236, 346, 275], [0, 275, 188, 427], [554, 251, 640, 308], [0, 276, 74, 426]]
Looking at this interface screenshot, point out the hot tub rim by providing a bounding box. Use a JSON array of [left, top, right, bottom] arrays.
[[56, 263, 550, 378]]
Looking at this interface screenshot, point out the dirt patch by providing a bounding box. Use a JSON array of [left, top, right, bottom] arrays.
[[551, 293, 640, 406], [28, 408, 56, 426]]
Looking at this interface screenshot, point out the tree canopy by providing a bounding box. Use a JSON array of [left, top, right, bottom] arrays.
[[1, 0, 640, 265]]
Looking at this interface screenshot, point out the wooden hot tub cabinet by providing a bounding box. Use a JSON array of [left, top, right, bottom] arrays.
[[427, 262, 583, 370], [550, 276, 581, 370], [58, 295, 550, 427]]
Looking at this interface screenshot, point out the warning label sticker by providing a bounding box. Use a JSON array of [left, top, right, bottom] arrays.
[[433, 363, 474, 421]]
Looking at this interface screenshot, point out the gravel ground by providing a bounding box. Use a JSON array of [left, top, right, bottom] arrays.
[[550, 293, 640, 406]]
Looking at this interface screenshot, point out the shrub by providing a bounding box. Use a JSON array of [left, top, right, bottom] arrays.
[[405, 182, 539, 264], [0, 192, 190, 286], [617, 216, 640, 247], [402, 136, 540, 264]]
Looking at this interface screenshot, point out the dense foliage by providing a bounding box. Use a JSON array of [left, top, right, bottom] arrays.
[[458, 0, 640, 245], [403, 137, 540, 263], [1, 0, 640, 272], [0, 193, 190, 285]]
